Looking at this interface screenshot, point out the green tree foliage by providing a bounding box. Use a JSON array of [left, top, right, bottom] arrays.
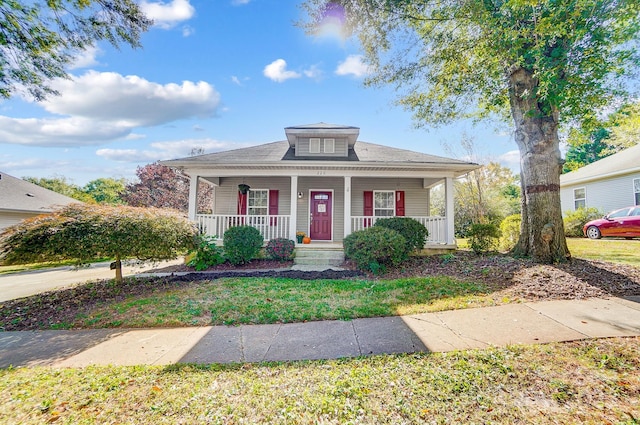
[[24, 176, 95, 203], [303, 0, 640, 263], [499, 214, 521, 252], [83, 177, 126, 205], [563, 101, 640, 173], [0, 204, 197, 283], [468, 223, 501, 254], [0, 0, 151, 100]]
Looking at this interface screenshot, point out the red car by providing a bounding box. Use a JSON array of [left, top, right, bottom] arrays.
[[583, 206, 640, 239]]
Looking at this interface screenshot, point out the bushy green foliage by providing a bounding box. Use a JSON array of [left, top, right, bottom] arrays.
[[223, 225, 264, 265], [343, 226, 408, 273], [468, 223, 501, 254], [0, 204, 197, 282], [374, 217, 429, 252], [187, 234, 225, 271], [563, 207, 603, 237], [499, 214, 521, 252], [266, 238, 295, 261]]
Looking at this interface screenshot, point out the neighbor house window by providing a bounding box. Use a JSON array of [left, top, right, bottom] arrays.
[[573, 187, 586, 210], [374, 191, 395, 216], [634, 178, 640, 205], [248, 189, 268, 215], [309, 138, 321, 154], [324, 138, 335, 154]]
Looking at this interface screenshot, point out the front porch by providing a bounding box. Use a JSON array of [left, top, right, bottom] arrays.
[[195, 213, 452, 247]]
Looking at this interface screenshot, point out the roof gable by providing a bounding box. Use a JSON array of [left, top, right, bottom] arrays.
[[560, 143, 640, 186], [0, 172, 81, 213]]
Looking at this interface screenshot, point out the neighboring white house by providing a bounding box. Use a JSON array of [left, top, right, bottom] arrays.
[[560, 143, 640, 214], [161, 123, 480, 248], [0, 172, 80, 231]]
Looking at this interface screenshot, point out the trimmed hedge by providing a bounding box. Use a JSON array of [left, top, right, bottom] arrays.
[[499, 214, 521, 252], [468, 223, 501, 254], [343, 226, 408, 273], [223, 225, 263, 265], [374, 217, 429, 252], [563, 207, 602, 237]]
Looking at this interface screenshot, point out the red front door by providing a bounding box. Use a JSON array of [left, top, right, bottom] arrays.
[[310, 191, 332, 241]]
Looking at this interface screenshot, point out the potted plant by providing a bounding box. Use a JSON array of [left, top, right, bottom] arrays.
[[238, 184, 250, 194], [296, 231, 305, 244]]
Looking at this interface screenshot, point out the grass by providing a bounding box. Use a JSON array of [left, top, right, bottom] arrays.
[[70, 276, 493, 329], [1, 338, 638, 424], [0, 258, 110, 275], [567, 237, 640, 266]]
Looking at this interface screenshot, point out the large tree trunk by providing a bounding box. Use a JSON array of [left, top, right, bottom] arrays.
[[509, 67, 570, 263]]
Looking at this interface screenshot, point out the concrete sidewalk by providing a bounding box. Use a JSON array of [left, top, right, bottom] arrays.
[[1, 296, 639, 368]]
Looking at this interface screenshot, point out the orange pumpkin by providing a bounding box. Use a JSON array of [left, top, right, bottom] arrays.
[[302, 236, 311, 244]]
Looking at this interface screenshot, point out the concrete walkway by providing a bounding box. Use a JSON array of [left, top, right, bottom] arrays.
[[1, 296, 639, 368], [0, 259, 183, 302]]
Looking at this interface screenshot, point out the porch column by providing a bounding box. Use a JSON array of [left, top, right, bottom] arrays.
[[445, 176, 455, 245], [289, 175, 298, 241], [343, 176, 352, 238], [188, 174, 199, 221]]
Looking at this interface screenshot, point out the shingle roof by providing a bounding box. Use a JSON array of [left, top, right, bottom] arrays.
[[0, 172, 80, 213], [560, 143, 640, 186], [163, 140, 477, 168]]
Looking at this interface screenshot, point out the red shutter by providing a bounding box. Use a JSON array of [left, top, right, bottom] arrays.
[[237, 192, 247, 215], [363, 191, 373, 227], [395, 191, 405, 216], [269, 190, 279, 226]]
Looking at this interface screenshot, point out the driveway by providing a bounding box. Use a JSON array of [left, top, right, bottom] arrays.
[[0, 259, 183, 302]]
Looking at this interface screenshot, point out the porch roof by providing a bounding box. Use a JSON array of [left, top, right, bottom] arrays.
[[162, 140, 480, 177]]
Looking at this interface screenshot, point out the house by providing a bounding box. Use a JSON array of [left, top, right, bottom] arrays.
[[560, 143, 640, 214], [0, 171, 80, 231], [161, 123, 480, 248]]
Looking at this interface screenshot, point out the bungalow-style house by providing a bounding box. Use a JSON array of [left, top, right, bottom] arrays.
[[560, 143, 640, 214], [161, 123, 479, 249], [0, 171, 80, 231]]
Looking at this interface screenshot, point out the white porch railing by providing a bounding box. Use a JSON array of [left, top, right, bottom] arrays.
[[351, 216, 448, 245], [196, 214, 290, 240]]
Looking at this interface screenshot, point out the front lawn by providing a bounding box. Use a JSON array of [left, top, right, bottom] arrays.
[[1, 276, 491, 330], [1, 338, 638, 424], [567, 237, 640, 266]]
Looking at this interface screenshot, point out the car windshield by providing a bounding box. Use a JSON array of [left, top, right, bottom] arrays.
[[608, 208, 632, 219]]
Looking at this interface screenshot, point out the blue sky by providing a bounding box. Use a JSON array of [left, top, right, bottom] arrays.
[[0, 0, 519, 186]]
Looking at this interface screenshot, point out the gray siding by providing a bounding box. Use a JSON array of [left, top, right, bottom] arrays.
[[351, 178, 430, 217], [0, 211, 39, 231], [213, 177, 291, 215], [295, 138, 348, 157], [560, 172, 640, 214]]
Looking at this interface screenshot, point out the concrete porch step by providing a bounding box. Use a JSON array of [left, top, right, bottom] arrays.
[[294, 247, 345, 266]]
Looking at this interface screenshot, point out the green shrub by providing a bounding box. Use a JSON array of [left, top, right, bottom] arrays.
[[563, 207, 603, 237], [343, 226, 408, 273], [266, 238, 295, 261], [223, 225, 264, 265], [374, 217, 429, 252], [468, 223, 501, 254], [188, 234, 225, 271], [499, 214, 521, 251]]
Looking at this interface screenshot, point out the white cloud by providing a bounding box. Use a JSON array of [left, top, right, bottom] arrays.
[[140, 0, 195, 29], [335, 55, 371, 78], [69, 45, 102, 70], [498, 150, 521, 172], [303, 64, 324, 80], [42, 71, 220, 126], [182, 25, 195, 37], [0, 71, 221, 147], [231, 76, 242, 86], [97, 139, 250, 162], [231, 0, 251, 5], [263, 59, 301, 83]]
